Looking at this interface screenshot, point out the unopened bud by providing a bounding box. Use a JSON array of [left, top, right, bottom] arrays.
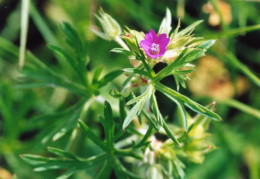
[[91, 8, 121, 40]]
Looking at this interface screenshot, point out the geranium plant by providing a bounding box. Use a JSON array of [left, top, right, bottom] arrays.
[[12, 7, 222, 179]]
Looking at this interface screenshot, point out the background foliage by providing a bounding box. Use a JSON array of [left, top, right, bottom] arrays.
[[0, 0, 260, 179]]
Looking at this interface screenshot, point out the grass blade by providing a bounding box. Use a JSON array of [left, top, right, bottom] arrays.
[[19, 0, 30, 69]]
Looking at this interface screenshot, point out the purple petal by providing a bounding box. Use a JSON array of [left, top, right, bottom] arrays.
[[157, 33, 170, 46], [139, 29, 170, 59], [140, 40, 151, 52], [144, 33, 153, 44], [149, 29, 158, 41]]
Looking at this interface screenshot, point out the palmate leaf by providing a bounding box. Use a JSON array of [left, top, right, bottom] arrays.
[[0, 36, 92, 97], [21, 153, 108, 172], [123, 85, 153, 129], [52, 107, 82, 141], [21, 65, 90, 97], [47, 44, 87, 85], [60, 21, 87, 62], [173, 68, 194, 91]]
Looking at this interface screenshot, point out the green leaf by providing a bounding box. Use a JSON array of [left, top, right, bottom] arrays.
[[92, 66, 104, 84], [122, 68, 151, 78], [98, 70, 123, 88], [52, 108, 81, 141], [162, 119, 180, 145], [114, 149, 143, 160], [173, 158, 186, 179], [21, 65, 90, 97], [96, 160, 113, 179], [150, 92, 163, 126], [155, 40, 215, 81], [113, 130, 124, 142], [47, 45, 75, 68], [21, 153, 108, 171], [47, 147, 80, 160], [122, 73, 135, 87], [185, 102, 222, 122], [110, 48, 134, 56], [27, 100, 85, 125], [123, 86, 153, 129], [60, 21, 84, 54], [56, 168, 79, 179], [141, 110, 160, 131], [177, 101, 188, 131], [154, 48, 188, 81], [15, 50, 92, 97], [47, 44, 86, 85], [188, 102, 216, 132], [78, 120, 108, 151], [176, 20, 203, 38], [134, 125, 153, 148], [15, 82, 55, 89], [126, 86, 153, 105], [123, 100, 145, 130], [104, 101, 115, 148], [114, 159, 143, 179], [119, 98, 127, 124], [197, 39, 216, 50], [154, 82, 222, 121]]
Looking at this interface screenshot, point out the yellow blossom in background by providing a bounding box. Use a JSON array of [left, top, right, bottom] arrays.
[[202, 1, 232, 26], [0, 168, 12, 179], [187, 55, 248, 99]]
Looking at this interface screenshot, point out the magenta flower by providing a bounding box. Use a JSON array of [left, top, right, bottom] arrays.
[[140, 29, 170, 59]]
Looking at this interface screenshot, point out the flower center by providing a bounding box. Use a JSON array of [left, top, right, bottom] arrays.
[[150, 43, 160, 55]]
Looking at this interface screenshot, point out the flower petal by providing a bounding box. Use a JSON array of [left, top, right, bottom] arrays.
[[149, 29, 158, 41], [157, 33, 170, 46], [140, 30, 170, 59], [140, 40, 151, 52]]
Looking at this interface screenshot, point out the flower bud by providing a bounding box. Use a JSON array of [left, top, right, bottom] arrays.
[[121, 27, 144, 52], [91, 8, 121, 40]]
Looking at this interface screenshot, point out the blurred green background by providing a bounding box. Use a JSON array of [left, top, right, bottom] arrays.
[[0, 0, 260, 178]]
